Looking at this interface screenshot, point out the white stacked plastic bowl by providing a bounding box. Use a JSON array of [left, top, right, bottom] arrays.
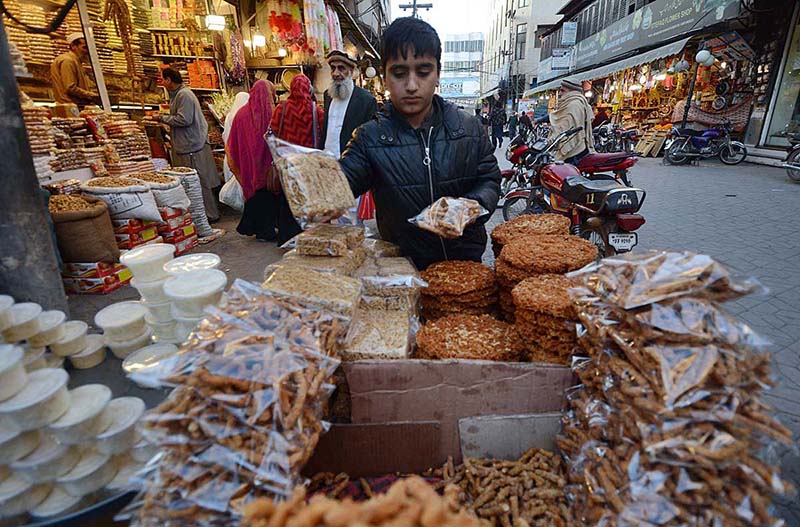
[[96, 397, 145, 455], [164, 269, 227, 318], [163, 253, 221, 275], [2, 302, 42, 343], [56, 450, 117, 497], [0, 368, 70, 431], [105, 329, 153, 360], [68, 334, 107, 369], [0, 295, 14, 332], [0, 474, 51, 518], [0, 426, 40, 465], [143, 300, 173, 323], [0, 345, 26, 401], [28, 310, 66, 347], [123, 343, 179, 389], [173, 313, 202, 342], [95, 301, 148, 342], [29, 487, 89, 520], [120, 243, 175, 282], [47, 384, 112, 444], [131, 276, 169, 304], [145, 314, 177, 341], [9, 435, 79, 483], [50, 321, 88, 357]]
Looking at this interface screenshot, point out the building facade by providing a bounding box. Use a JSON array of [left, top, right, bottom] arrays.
[[440, 32, 484, 107]]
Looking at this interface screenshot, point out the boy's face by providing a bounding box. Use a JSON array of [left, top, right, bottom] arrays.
[[385, 50, 439, 122]]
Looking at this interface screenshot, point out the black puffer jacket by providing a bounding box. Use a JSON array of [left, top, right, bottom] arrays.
[[340, 96, 500, 269]]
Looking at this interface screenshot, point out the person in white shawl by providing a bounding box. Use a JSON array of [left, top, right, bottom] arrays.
[[222, 92, 251, 182], [548, 79, 594, 163]]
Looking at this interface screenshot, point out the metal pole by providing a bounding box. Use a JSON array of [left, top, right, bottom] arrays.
[[681, 61, 700, 129], [0, 19, 69, 312], [76, 0, 111, 111]]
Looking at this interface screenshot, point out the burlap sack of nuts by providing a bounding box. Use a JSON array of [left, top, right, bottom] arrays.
[[49, 194, 120, 263]]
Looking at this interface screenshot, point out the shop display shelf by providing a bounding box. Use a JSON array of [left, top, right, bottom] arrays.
[[151, 54, 217, 60]]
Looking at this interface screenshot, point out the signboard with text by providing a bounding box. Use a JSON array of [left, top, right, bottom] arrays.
[[574, 0, 740, 70], [552, 49, 572, 71], [537, 57, 557, 83], [562, 22, 578, 46]]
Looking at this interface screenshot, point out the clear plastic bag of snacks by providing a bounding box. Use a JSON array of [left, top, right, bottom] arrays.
[[408, 197, 488, 239]]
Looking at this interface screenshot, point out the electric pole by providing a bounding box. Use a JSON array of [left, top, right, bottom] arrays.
[[399, 0, 432, 18]]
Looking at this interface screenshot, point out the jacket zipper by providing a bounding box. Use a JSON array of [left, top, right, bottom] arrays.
[[420, 126, 448, 260]]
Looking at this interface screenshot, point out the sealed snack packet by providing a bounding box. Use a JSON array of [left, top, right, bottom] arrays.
[[408, 197, 488, 239], [267, 136, 356, 227], [283, 223, 366, 257]]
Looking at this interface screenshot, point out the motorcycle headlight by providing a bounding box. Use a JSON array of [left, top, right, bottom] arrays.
[[505, 149, 513, 161]]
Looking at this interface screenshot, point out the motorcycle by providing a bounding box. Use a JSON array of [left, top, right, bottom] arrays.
[[501, 129, 537, 197], [782, 131, 800, 183], [665, 119, 747, 165], [502, 126, 647, 257], [593, 122, 639, 153]]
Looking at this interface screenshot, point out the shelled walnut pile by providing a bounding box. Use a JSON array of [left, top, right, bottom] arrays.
[[48, 194, 94, 213], [559, 251, 794, 527]]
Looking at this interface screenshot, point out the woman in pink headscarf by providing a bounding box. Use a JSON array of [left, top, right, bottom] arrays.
[[226, 80, 279, 241]]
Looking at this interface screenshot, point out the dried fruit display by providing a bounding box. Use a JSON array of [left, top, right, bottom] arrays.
[[85, 176, 141, 188], [558, 251, 794, 527], [48, 194, 93, 213], [132, 173, 177, 184], [416, 314, 524, 362], [420, 261, 497, 320], [491, 214, 571, 256], [409, 197, 488, 239]]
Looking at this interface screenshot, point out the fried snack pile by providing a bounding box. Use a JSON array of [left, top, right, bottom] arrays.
[[409, 197, 488, 239], [343, 307, 414, 361], [416, 314, 524, 362], [295, 224, 365, 257], [265, 248, 366, 278], [128, 280, 349, 527], [511, 275, 578, 364], [420, 260, 497, 320], [559, 251, 793, 527], [273, 145, 356, 225], [495, 235, 596, 322], [262, 265, 362, 318], [242, 476, 487, 527], [363, 238, 402, 257], [434, 448, 571, 527], [490, 214, 571, 257]]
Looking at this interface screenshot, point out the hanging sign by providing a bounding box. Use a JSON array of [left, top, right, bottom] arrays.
[[552, 49, 572, 71], [562, 22, 578, 46]]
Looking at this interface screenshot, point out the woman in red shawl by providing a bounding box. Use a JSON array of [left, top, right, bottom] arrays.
[[270, 73, 325, 244], [226, 80, 279, 241]]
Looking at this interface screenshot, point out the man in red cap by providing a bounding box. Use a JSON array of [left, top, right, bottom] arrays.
[[321, 50, 378, 157]]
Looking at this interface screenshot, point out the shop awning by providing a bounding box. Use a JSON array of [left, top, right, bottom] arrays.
[[481, 86, 499, 99], [524, 37, 691, 97]]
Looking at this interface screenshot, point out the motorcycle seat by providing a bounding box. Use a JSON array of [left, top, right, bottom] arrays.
[[673, 128, 705, 137], [560, 175, 622, 208], [576, 153, 630, 170]]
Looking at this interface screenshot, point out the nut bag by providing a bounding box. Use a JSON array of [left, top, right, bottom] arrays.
[[49, 194, 120, 263], [133, 173, 191, 210], [80, 177, 162, 222], [409, 197, 489, 239]]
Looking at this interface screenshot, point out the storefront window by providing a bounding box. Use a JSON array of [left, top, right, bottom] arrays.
[[766, 18, 800, 147]]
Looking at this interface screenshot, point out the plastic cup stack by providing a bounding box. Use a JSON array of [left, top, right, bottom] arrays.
[[164, 266, 227, 342], [120, 243, 178, 343]]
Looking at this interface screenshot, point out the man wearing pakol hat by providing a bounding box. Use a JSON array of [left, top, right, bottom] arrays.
[[51, 32, 98, 106], [321, 49, 378, 157], [548, 79, 594, 163]]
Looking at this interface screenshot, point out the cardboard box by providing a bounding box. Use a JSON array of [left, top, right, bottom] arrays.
[[173, 233, 198, 255], [341, 360, 573, 464], [62, 262, 127, 279], [62, 266, 132, 294], [115, 226, 160, 250], [159, 207, 185, 221], [161, 223, 196, 243], [112, 218, 159, 235], [157, 213, 192, 233]]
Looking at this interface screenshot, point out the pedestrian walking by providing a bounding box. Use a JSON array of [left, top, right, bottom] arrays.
[[222, 91, 250, 183], [158, 67, 220, 223], [226, 80, 280, 241], [548, 79, 594, 163], [490, 98, 506, 149], [519, 110, 532, 132], [339, 17, 500, 269], [508, 111, 519, 139], [270, 73, 325, 244]]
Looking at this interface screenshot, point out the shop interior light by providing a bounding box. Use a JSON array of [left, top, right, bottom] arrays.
[[205, 14, 225, 31], [584, 90, 593, 98], [720, 61, 728, 69], [243, 39, 251, 48], [365, 66, 377, 78], [253, 33, 266, 48], [654, 72, 668, 81], [278, 47, 288, 57], [639, 74, 647, 84], [629, 84, 643, 92], [384, 90, 390, 98]]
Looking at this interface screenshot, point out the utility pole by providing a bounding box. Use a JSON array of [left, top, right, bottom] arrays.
[[398, 0, 432, 18]]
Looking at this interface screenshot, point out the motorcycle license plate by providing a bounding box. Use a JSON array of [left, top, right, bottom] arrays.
[[609, 233, 638, 252]]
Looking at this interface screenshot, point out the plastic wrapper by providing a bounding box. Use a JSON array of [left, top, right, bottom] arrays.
[[284, 224, 365, 257], [342, 306, 417, 361], [362, 238, 402, 257], [264, 248, 365, 278], [120, 280, 349, 527], [408, 197, 488, 239], [557, 251, 794, 527], [261, 265, 362, 318], [267, 137, 356, 227], [354, 256, 426, 297]]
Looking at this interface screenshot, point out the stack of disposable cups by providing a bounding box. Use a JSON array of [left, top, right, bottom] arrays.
[[120, 244, 177, 344], [163, 267, 227, 342]]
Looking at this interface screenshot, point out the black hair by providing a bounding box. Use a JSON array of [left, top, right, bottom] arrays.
[[161, 67, 183, 85], [381, 17, 441, 73]]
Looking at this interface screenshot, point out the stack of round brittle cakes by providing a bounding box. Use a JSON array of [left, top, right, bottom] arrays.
[[490, 214, 571, 257], [512, 274, 578, 364], [419, 261, 497, 320], [495, 234, 597, 321], [416, 314, 524, 361]]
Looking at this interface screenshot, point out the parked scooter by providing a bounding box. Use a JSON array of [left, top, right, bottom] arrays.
[[502, 127, 647, 256], [782, 131, 800, 183], [666, 119, 747, 165]]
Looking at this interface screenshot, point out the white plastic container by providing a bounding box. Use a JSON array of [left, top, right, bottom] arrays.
[[48, 384, 112, 444], [23, 346, 47, 371], [68, 334, 106, 370], [123, 343, 179, 389], [0, 465, 8, 483], [28, 310, 66, 347], [0, 368, 70, 431], [43, 353, 65, 369], [163, 269, 227, 317], [132, 436, 159, 463], [120, 243, 175, 282], [145, 313, 176, 339], [163, 253, 221, 275], [56, 450, 117, 497], [0, 426, 40, 464], [106, 457, 143, 492], [173, 314, 202, 342], [9, 435, 79, 483], [96, 397, 145, 455], [0, 345, 26, 401], [131, 276, 169, 304], [106, 329, 152, 360], [95, 301, 148, 341], [29, 486, 88, 519], [2, 302, 42, 343], [144, 300, 173, 323], [50, 321, 88, 357], [0, 295, 14, 331], [0, 474, 50, 517]]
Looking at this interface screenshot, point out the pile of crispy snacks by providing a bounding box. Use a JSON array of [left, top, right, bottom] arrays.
[[265, 248, 367, 278], [363, 238, 402, 257], [559, 251, 794, 527], [490, 214, 571, 257], [242, 476, 486, 527], [262, 265, 362, 318], [295, 224, 366, 257], [409, 197, 488, 239], [343, 307, 415, 361], [48, 194, 94, 213], [416, 314, 524, 362], [127, 280, 350, 527], [420, 261, 497, 320], [495, 235, 596, 322], [512, 274, 578, 365], [431, 448, 571, 527]]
